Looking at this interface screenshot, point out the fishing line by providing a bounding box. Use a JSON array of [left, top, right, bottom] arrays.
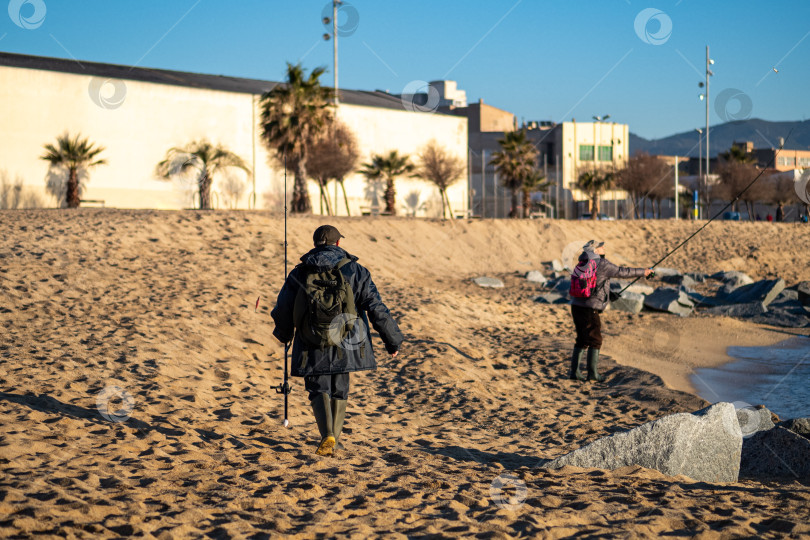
[[617, 128, 794, 297]]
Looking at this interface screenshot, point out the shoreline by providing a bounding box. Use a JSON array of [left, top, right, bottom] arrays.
[[601, 312, 810, 398]]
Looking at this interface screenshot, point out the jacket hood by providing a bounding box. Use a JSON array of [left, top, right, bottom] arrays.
[[300, 245, 358, 270]]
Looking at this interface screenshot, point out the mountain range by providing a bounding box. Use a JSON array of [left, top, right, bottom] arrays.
[[629, 119, 810, 158]]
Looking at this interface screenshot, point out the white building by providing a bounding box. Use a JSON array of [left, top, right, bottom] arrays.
[[0, 52, 468, 217]]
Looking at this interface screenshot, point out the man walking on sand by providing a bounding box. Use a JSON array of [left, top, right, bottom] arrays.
[[569, 241, 653, 382], [271, 225, 403, 456]]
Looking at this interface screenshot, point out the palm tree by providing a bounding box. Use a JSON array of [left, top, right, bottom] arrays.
[[259, 63, 334, 214], [307, 120, 360, 216], [489, 130, 539, 218], [359, 150, 414, 215], [156, 140, 250, 210], [577, 169, 614, 220], [520, 169, 553, 218], [412, 140, 466, 219], [40, 133, 106, 208]]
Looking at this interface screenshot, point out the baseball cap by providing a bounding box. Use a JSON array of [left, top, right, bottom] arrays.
[[313, 224, 344, 246]]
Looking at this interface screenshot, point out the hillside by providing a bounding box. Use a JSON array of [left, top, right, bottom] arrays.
[[631, 118, 810, 157]]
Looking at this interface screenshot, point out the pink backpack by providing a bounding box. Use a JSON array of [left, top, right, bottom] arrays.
[[569, 259, 598, 298]]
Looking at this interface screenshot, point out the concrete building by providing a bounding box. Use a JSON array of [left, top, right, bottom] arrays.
[[0, 52, 468, 217], [524, 120, 630, 219]]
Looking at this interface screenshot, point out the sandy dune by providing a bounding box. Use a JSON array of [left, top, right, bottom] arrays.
[[1, 210, 809, 538]]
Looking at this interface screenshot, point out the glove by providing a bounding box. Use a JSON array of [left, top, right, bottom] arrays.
[[609, 291, 620, 302]]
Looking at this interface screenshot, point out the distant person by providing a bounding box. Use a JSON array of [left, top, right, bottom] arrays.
[[766, 213, 773, 223], [568, 241, 653, 382], [776, 204, 784, 222], [271, 225, 403, 456]]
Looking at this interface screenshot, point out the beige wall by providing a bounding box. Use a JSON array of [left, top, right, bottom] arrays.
[[0, 65, 267, 209], [0, 64, 468, 215]]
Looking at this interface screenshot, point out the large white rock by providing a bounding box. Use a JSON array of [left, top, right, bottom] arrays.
[[543, 403, 742, 483], [472, 276, 504, 288]]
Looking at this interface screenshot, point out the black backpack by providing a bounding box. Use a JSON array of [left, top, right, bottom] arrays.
[[292, 259, 359, 350]]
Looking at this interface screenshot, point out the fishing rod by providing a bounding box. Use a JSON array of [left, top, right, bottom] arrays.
[[616, 129, 794, 298], [276, 151, 291, 428]]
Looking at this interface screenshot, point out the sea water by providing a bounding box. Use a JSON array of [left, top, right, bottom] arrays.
[[691, 336, 810, 420]]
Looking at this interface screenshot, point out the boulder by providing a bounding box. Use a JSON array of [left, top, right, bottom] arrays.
[[774, 289, 799, 303], [779, 418, 810, 440], [534, 292, 568, 304], [740, 427, 810, 480], [611, 280, 655, 296], [643, 287, 694, 317], [653, 267, 681, 278], [735, 405, 775, 437], [546, 277, 571, 294], [611, 291, 645, 314], [525, 270, 547, 285], [705, 302, 768, 318], [550, 259, 564, 272], [750, 309, 810, 329], [544, 403, 742, 482], [685, 272, 707, 283], [798, 282, 810, 312], [473, 277, 504, 289], [721, 278, 785, 307], [712, 271, 754, 294], [661, 274, 696, 289]]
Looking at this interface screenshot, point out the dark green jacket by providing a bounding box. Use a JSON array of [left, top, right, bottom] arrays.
[[271, 245, 403, 376]]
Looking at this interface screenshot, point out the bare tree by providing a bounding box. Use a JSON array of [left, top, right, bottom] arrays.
[[412, 140, 466, 219], [307, 120, 360, 216], [616, 153, 672, 219], [717, 161, 765, 220]]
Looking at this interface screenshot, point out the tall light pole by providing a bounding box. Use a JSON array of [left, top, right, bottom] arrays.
[[698, 47, 714, 217], [695, 128, 703, 219], [322, 0, 341, 106]]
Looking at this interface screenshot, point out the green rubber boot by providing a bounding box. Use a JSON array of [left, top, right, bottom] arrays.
[[586, 348, 604, 382], [311, 394, 335, 456], [331, 398, 347, 452], [569, 347, 586, 381]]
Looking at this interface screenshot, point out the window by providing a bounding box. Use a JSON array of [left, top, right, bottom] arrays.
[[579, 145, 594, 161], [778, 156, 795, 167], [598, 146, 613, 161], [798, 157, 810, 167]]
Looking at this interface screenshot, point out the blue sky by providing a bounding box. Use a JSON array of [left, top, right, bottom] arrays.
[[2, 0, 809, 140]]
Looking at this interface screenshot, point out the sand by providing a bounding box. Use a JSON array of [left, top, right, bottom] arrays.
[[1, 209, 809, 538]]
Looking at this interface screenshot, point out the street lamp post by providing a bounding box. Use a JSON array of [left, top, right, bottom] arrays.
[[695, 128, 703, 219], [322, 0, 341, 106], [698, 47, 714, 219]]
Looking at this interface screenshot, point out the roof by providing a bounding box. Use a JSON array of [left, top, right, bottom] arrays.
[[0, 51, 424, 112]]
